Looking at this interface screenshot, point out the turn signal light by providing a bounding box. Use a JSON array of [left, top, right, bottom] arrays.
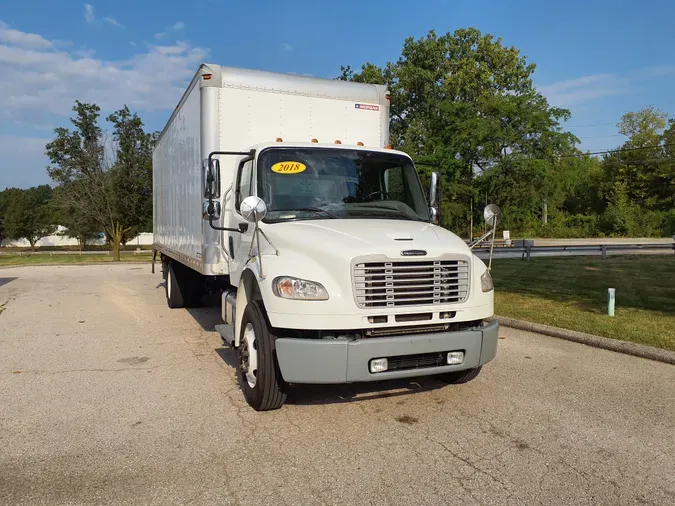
[[334, 140, 342, 144], [357, 141, 364, 146], [311, 138, 318, 143], [276, 137, 283, 142], [203, 74, 212, 80], [385, 144, 392, 149]]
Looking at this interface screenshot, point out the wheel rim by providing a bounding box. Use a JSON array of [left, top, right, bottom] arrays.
[[240, 323, 258, 388], [167, 269, 173, 298]]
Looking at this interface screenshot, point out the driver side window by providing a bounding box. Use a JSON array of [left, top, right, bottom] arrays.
[[236, 160, 253, 212]]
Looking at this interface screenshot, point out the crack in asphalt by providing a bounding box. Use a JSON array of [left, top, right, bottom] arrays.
[[1, 360, 191, 375]]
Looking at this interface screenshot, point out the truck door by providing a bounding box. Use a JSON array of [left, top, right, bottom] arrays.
[[229, 159, 255, 284]]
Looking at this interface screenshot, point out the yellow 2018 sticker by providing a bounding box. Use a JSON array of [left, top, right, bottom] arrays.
[[271, 161, 306, 174]]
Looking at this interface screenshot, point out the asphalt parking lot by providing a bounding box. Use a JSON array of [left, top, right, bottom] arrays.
[[1, 264, 674, 505]]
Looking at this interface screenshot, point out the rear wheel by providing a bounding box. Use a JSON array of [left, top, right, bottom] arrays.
[[164, 260, 203, 308], [238, 300, 287, 411], [165, 262, 185, 309], [438, 366, 482, 384]]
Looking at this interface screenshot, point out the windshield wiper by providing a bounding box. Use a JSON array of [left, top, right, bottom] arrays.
[[352, 204, 422, 221], [273, 207, 340, 219]]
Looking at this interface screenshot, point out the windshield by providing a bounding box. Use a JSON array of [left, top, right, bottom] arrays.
[[257, 148, 429, 223]]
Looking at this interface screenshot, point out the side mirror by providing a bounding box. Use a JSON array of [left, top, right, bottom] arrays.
[[483, 204, 502, 230], [429, 172, 439, 207], [429, 172, 440, 225], [240, 196, 267, 223], [205, 159, 221, 199]]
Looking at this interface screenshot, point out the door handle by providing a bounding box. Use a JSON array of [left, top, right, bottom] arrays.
[[238, 223, 249, 233]]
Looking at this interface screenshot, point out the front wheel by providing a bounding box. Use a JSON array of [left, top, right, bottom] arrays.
[[238, 300, 287, 411], [438, 366, 482, 384]]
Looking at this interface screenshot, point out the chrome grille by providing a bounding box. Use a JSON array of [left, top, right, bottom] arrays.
[[353, 259, 470, 308]]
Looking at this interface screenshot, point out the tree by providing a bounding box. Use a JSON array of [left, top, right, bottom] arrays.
[[52, 183, 102, 250], [0, 189, 10, 245], [602, 107, 673, 212], [46, 101, 156, 261], [106, 106, 157, 239], [340, 28, 577, 235], [2, 186, 56, 250]]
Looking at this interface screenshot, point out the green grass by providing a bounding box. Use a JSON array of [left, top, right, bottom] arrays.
[[492, 255, 675, 351], [0, 252, 152, 266]]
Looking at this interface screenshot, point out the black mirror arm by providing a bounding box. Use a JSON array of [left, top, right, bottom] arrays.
[[206, 149, 256, 232]]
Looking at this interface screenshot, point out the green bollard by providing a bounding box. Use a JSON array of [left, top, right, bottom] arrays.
[[608, 288, 615, 317]]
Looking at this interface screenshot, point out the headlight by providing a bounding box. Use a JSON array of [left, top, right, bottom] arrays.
[[272, 276, 329, 300], [480, 270, 494, 292]]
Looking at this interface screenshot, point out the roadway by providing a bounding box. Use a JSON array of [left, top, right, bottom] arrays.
[[1, 265, 674, 505]]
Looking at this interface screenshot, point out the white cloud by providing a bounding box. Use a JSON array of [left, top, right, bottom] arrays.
[[0, 22, 208, 122], [0, 21, 52, 49], [0, 134, 52, 189], [73, 48, 96, 58], [0, 134, 49, 153], [172, 21, 185, 31], [281, 42, 293, 53], [104, 16, 124, 29], [539, 74, 626, 107], [84, 4, 95, 24]]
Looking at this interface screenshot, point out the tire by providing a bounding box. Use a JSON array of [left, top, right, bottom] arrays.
[[165, 261, 185, 309], [238, 300, 287, 411], [438, 366, 482, 385], [165, 260, 203, 308]]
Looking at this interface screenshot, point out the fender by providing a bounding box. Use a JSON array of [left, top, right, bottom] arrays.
[[234, 262, 263, 347]]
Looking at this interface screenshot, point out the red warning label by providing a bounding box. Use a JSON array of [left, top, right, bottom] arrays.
[[355, 103, 380, 111]]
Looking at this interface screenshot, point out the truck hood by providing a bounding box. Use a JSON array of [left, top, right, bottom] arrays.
[[262, 219, 470, 260]]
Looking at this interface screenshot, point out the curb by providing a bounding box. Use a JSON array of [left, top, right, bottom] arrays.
[[491, 315, 675, 365], [0, 262, 151, 270]]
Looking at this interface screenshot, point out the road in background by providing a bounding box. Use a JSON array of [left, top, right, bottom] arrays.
[[1, 265, 674, 505]]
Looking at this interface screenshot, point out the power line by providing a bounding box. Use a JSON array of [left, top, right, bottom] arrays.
[[576, 134, 625, 140], [414, 142, 675, 166], [557, 142, 675, 159]]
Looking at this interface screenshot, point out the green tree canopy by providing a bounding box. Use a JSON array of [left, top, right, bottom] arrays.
[[46, 101, 156, 261], [340, 28, 578, 235], [1, 185, 56, 249]]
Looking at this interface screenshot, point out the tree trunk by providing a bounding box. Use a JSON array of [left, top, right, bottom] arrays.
[[110, 223, 124, 262], [29, 238, 36, 252]]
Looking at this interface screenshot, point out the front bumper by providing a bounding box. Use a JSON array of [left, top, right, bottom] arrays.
[[275, 320, 499, 384]]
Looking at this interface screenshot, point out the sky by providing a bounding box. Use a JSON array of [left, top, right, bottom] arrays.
[[1, 0, 674, 189]]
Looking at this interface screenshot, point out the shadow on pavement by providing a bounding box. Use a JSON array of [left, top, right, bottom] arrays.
[[213, 346, 446, 406], [214, 347, 239, 370], [186, 302, 222, 332], [286, 378, 445, 406], [0, 277, 18, 288]]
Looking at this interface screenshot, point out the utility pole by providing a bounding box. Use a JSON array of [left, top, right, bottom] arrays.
[[470, 198, 473, 242]]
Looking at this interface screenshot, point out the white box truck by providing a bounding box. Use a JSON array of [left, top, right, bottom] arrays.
[[153, 64, 501, 410]]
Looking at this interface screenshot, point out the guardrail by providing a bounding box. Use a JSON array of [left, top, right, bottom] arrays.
[[472, 240, 675, 260], [0, 249, 152, 256]]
